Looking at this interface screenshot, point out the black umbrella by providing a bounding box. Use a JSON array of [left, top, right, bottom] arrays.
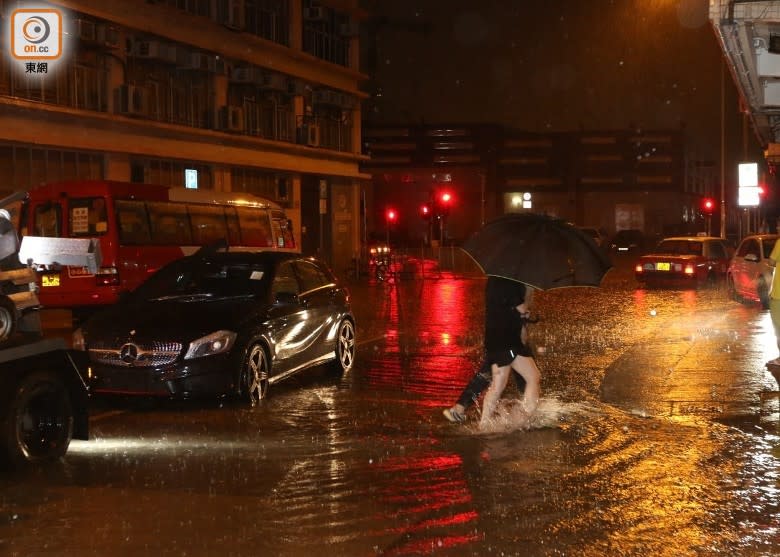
[[463, 213, 613, 290]]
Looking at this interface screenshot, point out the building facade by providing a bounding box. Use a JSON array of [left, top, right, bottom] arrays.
[[362, 123, 716, 246], [0, 0, 369, 274]]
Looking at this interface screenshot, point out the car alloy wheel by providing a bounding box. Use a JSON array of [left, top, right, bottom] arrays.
[[241, 342, 269, 407], [335, 320, 355, 373]]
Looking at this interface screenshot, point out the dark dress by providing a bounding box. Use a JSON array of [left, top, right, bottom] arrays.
[[455, 276, 533, 409]]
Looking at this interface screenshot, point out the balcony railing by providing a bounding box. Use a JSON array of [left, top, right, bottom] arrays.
[[0, 57, 109, 112]]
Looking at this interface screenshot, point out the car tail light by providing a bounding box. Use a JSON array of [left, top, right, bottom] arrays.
[[635, 264, 643, 273], [684, 264, 695, 275], [96, 266, 120, 286]]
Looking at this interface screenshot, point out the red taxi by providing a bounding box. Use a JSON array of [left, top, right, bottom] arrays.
[[635, 236, 733, 288]]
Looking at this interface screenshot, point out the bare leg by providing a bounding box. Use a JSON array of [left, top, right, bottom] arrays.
[[479, 363, 511, 427], [510, 355, 540, 415]]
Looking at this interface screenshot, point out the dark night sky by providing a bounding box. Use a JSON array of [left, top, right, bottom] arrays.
[[361, 0, 761, 163]]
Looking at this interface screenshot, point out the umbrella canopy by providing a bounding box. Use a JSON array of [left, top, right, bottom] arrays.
[[463, 213, 613, 290]]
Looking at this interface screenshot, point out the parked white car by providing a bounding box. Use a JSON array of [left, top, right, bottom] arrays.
[[726, 233, 779, 309]]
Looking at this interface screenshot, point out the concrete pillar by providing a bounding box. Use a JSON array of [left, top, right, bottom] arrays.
[[106, 29, 128, 113], [348, 34, 359, 72], [213, 73, 228, 111], [351, 103, 361, 155], [103, 153, 131, 181], [289, 1, 302, 51], [105, 29, 130, 180]]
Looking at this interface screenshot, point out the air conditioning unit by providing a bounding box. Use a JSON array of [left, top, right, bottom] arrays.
[[75, 19, 97, 41], [115, 85, 149, 117], [173, 46, 190, 66], [306, 124, 320, 146], [208, 57, 228, 75], [218, 106, 245, 132], [340, 94, 356, 109], [132, 40, 173, 61], [96, 25, 120, 48], [188, 52, 209, 71], [231, 66, 265, 83], [259, 73, 288, 92], [288, 79, 305, 96], [304, 7, 325, 21], [216, 0, 245, 30], [313, 89, 341, 106]]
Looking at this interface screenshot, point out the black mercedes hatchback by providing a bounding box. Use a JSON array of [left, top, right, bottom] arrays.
[[72, 250, 355, 405]]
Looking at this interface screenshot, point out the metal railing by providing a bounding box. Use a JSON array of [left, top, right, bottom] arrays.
[[346, 246, 484, 281]]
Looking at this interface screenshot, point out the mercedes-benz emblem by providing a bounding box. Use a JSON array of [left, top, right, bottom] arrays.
[[119, 343, 139, 364]]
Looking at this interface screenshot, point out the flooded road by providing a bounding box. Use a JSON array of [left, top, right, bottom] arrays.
[[2, 259, 779, 556]]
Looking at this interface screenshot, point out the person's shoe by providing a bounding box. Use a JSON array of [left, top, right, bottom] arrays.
[[443, 407, 466, 423]]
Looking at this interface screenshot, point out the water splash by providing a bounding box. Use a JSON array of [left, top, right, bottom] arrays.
[[472, 397, 601, 435]]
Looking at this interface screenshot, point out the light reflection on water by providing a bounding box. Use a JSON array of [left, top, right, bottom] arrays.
[[2, 275, 780, 556]]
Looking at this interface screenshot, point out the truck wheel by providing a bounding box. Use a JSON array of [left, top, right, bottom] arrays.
[[0, 296, 16, 343], [1, 371, 73, 468]]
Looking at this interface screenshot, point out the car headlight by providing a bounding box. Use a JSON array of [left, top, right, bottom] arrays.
[[184, 330, 237, 360], [72, 327, 86, 351]]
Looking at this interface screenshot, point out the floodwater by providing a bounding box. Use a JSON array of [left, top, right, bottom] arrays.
[[1, 260, 779, 556]]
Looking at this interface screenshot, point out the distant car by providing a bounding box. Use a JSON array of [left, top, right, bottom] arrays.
[[610, 229, 645, 253], [727, 233, 779, 309], [634, 236, 732, 287], [72, 250, 356, 404]]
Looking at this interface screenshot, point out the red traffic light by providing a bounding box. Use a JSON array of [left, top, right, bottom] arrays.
[[702, 198, 716, 215], [434, 190, 453, 216], [419, 204, 431, 220], [385, 208, 398, 223]]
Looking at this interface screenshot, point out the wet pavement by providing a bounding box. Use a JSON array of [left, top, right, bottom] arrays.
[[1, 254, 779, 556]]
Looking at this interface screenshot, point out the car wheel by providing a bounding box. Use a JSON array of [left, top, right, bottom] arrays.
[[727, 275, 743, 303], [1, 372, 73, 468], [240, 342, 269, 407], [758, 278, 770, 310], [0, 296, 16, 344], [331, 319, 356, 373]]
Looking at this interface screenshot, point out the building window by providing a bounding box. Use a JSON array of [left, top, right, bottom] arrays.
[[133, 158, 213, 189], [302, 1, 350, 67], [246, 0, 290, 45], [0, 144, 103, 196], [0, 50, 109, 112], [232, 167, 288, 204], [126, 59, 213, 128], [229, 86, 295, 142]]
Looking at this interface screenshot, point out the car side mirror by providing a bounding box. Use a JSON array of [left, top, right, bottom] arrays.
[[274, 291, 299, 305], [744, 253, 759, 262]]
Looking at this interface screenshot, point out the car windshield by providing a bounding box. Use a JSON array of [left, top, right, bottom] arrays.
[[133, 258, 270, 301], [655, 240, 702, 255]]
